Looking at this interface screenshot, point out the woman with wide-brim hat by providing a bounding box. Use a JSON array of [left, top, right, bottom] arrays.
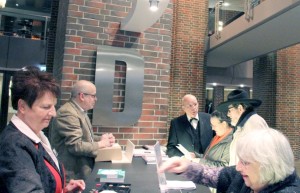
[[216, 89, 269, 166]]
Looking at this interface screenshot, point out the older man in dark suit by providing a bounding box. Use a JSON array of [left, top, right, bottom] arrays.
[[50, 80, 115, 181], [167, 94, 214, 158]]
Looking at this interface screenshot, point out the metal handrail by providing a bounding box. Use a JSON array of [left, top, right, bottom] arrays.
[[215, 1, 222, 39]]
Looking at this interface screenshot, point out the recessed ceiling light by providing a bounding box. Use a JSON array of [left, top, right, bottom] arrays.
[[223, 2, 230, 6]]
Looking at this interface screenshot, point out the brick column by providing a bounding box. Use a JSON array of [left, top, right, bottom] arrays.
[[253, 53, 276, 127], [48, 0, 69, 84], [169, 0, 209, 120], [254, 45, 300, 159], [276, 44, 300, 159], [213, 85, 224, 110]]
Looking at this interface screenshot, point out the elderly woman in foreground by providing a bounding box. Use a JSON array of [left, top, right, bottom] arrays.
[[159, 128, 300, 193]]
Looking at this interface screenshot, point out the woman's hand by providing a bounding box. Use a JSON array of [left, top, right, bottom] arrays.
[[158, 157, 190, 174], [65, 179, 85, 193]]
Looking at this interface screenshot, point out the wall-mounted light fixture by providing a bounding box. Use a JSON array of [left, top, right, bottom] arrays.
[[120, 0, 169, 32], [218, 21, 223, 31], [0, 0, 6, 8], [149, 0, 159, 11], [223, 2, 230, 7]]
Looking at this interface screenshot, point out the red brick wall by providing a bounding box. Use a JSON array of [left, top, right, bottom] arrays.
[[253, 48, 300, 159], [253, 53, 276, 127], [276, 44, 300, 159], [169, 0, 209, 122], [112, 61, 126, 112], [213, 86, 224, 111], [50, 0, 300, 159], [59, 0, 173, 147]]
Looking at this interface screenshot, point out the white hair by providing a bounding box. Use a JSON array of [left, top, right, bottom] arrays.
[[0, 0, 6, 8], [236, 128, 294, 185]]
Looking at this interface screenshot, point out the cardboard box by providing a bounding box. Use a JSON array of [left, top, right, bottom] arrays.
[[95, 143, 122, 162]]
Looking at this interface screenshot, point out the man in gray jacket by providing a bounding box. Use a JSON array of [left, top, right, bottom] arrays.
[[50, 80, 115, 180]]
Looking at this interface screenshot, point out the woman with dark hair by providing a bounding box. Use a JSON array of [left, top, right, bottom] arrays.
[[198, 110, 234, 193], [198, 110, 233, 167], [0, 66, 85, 193]]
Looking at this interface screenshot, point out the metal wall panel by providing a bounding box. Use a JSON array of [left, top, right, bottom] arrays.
[[7, 37, 46, 68], [0, 36, 46, 69], [0, 36, 9, 68], [93, 45, 144, 127]]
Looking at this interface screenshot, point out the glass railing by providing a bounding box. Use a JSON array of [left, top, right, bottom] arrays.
[[0, 6, 51, 69], [208, 0, 261, 37], [0, 8, 50, 40]]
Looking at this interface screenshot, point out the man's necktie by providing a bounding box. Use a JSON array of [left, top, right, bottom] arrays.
[[190, 118, 198, 122], [190, 118, 198, 129]]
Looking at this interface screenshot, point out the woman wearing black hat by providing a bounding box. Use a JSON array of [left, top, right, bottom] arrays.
[[217, 89, 269, 166]]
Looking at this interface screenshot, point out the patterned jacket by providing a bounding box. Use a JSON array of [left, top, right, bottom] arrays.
[[182, 163, 300, 193], [0, 123, 65, 193]]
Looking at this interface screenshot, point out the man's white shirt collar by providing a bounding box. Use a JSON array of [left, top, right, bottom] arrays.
[[187, 114, 199, 129], [187, 114, 199, 121]]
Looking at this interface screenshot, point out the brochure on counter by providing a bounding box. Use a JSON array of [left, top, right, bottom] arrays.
[[97, 169, 125, 183]]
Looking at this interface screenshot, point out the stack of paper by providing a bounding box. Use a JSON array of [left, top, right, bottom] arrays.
[[142, 154, 168, 164], [97, 169, 125, 183], [160, 180, 196, 190], [133, 145, 167, 157], [176, 144, 202, 162], [176, 144, 192, 160], [133, 148, 155, 157]]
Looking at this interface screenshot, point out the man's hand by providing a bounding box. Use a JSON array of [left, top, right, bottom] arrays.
[[98, 133, 115, 148]]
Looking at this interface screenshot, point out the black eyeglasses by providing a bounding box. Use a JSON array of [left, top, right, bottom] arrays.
[[81, 93, 97, 98]]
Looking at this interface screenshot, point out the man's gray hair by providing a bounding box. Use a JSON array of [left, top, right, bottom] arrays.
[[71, 80, 92, 98]]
